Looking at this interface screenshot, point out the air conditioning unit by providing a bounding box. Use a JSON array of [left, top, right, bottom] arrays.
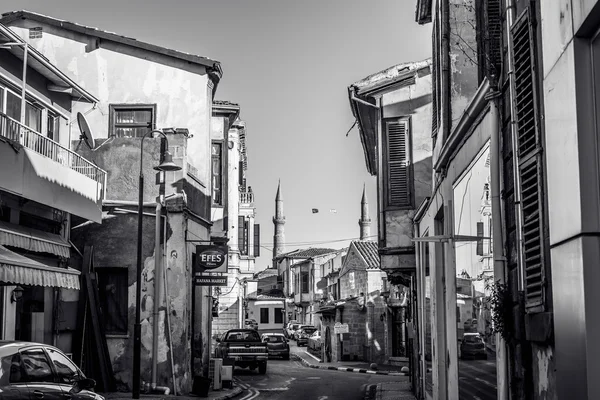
[[209, 358, 223, 390]]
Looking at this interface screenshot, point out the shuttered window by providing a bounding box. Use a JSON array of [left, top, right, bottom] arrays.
[[476, 222, 484, 256], [511, 7, 546, 311], [253, 224, 260, 257], [477, 0, 503, 82], [238, 216, 248, 255], [431, 21, 439, 137], [384, 118, 413, 209]]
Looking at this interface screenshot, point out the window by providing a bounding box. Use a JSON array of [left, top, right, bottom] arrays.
[[274, 308, 283, 324], [0, 353, 23, 385], [212, 142, 223, 205], [383, 118, 413, 209], [238, 216, 249, 255], [109, 104, 155, 138], [253, 224, 260, 257], [301, 272, 309, 294], [476, 222, 484, 256], [25, 102, 41, 132], [47, 112, 60, 141], [46, 348, 79, 384], [20, 349, 54, 383], [6, 91, 21, 121], [260, 308, 269, 324], [97, 267, 129, 335]]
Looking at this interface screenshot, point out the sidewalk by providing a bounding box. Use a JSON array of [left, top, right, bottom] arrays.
[[100, 386, 242, 400], [365, 382, 417, 400], [292, 348, 409, 376]]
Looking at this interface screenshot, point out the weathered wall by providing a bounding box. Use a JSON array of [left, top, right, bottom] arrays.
[[339, 300, 366, 361], [9, 24, 212, 203]]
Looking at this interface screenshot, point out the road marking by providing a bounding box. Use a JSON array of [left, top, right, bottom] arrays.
[[307, 377, 321, 380], [318, 397, 329, 400], [304, 350, 321, 362]]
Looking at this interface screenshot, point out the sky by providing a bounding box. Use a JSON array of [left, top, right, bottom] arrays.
[[2, 0, 432, 271]]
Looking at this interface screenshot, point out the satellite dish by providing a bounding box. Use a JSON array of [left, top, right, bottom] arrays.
[[77, 112, 96, 150]]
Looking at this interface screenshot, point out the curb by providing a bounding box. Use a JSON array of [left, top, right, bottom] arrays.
[[211, 386, 244, 400], [291, 354, 408, 376]]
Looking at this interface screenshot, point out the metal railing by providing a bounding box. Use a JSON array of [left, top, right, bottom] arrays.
[[240, 190, 254, 204], [0, 112, 107, 187]]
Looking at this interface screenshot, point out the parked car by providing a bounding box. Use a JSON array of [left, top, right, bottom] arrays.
[[215, 329, 269, 374], [244, 319, 259, 330], [284, 321, 299, 338], [0, 341, 102, 400], [307, 330, 322, 352], [459, 333, 487, 360], [261, 333, 290, 360], [295, 326, 317, 345], [286, 323, 302, 339]]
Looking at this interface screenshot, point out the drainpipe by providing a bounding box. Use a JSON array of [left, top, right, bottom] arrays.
[[490, 95, 509, 400], [151, 203, 165, 393], [414, 223, 426, 399]]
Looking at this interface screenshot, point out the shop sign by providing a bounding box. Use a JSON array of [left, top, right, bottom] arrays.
[[195, 244, 228, 273]]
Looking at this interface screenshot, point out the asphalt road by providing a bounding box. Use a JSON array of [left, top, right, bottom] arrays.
[[423, 356, 497, 399], [231, 346, 403, 400]]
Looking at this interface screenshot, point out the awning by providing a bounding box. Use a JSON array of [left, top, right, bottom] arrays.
[[0, 221, 71, 258], [0, 245, 80, 289]]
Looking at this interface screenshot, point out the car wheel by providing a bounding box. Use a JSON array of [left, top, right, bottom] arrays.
[[258, 362, 267, 374]]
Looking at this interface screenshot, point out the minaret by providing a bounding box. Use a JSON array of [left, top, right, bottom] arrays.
[[359, 184, 371, 240], [272, 180, 286, 259]]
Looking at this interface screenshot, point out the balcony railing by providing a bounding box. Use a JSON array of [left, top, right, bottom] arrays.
[[240, 190, 254, 204], [0, 112, 107, 185]]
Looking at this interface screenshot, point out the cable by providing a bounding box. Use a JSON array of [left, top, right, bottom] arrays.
[[260, 234, 377, 247]]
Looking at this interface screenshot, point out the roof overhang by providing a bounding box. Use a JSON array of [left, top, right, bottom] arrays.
[[0, 221, 71, 258], [0, 23, 98, 103]]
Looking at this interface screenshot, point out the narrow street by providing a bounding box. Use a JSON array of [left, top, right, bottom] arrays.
[[231, 342, 402, 400], [458, 358, 497, 400]]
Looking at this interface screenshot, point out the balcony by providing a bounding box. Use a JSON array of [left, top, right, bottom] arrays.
[[294, 292, 311, 304], [0, 112, 106, 222], [240, 190, 254, 205]]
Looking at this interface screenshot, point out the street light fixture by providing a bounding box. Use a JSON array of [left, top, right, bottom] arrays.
[[133, 129, 181, 399]]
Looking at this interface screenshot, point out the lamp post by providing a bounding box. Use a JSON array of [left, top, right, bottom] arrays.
[[133, 129, 181, 399]]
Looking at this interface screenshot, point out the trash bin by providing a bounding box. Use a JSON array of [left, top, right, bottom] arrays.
[[192, 376, 212, 398]]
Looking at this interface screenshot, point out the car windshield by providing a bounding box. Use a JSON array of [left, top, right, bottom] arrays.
[[225, 331, 261, 341], [264, 336, 286, 343], [464, 335, 483, 343]]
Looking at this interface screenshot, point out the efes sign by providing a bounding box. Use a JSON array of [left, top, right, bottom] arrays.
[[195, 245, 228, 273]]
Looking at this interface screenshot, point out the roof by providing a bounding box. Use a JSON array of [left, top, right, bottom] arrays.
[[351, 240, 380, 269], [214, 100, 239, 108], [0, 22, 97, 103], [254, 268, 278, 280], [276, 248, 337, 260], [351, 59, 431, 96], [0, 10, 222, 79]]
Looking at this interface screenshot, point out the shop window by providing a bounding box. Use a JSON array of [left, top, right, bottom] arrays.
[[97, 267, 129, 335]]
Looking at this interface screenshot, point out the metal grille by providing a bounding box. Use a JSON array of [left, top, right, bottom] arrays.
[[228, 347, 266, 354], [385, 120, 411, 207]]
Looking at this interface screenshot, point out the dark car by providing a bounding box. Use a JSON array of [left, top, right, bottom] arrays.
[[296, 327, 317, 347], [214, 329, 269, 374], [244, 319, 259, 330], [459, 333, 488, 360], [0, 341, 101, 400], [261, 333, 290, 360]]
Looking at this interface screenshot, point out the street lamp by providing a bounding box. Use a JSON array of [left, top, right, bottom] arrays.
[[133, 129, 181, 399]]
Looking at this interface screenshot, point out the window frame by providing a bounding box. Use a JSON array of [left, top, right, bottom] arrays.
[[108, 103, 156, 138], [382, 116, 414, 211], [211, 140, 224, 206], [260, 308, 269, 324]]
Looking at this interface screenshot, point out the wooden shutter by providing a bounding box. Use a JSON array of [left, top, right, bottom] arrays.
[[476, 222, 484, 256], [483, 0, 503, 80], [238, 216, 246, 255], [385, 119, 412, 208], [511, 7, 546, 310], [253, 224, 260, 257], [431, 23, 438, 137]]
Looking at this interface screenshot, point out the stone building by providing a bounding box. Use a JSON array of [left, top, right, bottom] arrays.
[[0, 10, 222, 394]]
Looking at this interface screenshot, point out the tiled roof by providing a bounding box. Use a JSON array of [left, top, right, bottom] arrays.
[[254, 268, 278, 280], [351, 58, 432, 95], [352, 240, 380, 269], [276, 248, 337, 260], [214, 100, 239, 107], [0, 10, 221, 70]]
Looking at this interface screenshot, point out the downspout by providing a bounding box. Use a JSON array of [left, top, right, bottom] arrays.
[[489, 93, 509, 400], [414, 223, 426, 399], [150, 203, 169, 395], [163, 208, 177, 396]]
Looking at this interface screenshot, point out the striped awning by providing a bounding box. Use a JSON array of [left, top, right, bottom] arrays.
[[0, 245, 80, 289], [0, 221, 71, 258]]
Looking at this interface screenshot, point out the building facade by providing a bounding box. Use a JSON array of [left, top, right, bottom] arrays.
[[0, 10, 223, 394], [0, 22, 103, 357], [347, 58, 433, 398], [210, 103, 259, 337]]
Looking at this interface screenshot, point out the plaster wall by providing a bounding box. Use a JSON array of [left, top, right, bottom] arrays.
[[9, 25, 212, 198]]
